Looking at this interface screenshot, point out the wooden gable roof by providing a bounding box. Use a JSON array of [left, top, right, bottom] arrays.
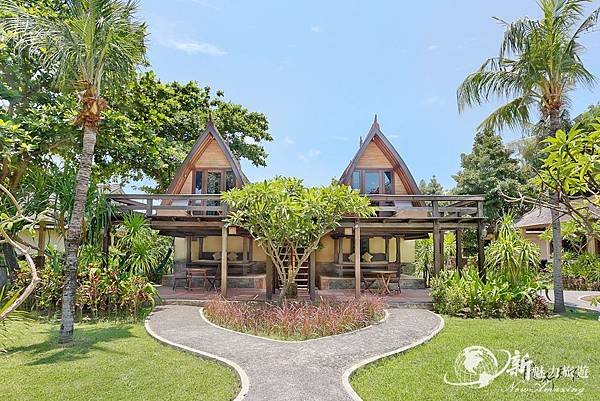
[[339, 115, 421, 195], [166, 120, 249, 194]]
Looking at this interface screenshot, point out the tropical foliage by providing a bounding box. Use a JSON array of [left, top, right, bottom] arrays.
[[560, 252, 600, 290], [223, 177, 374, 299], [535, 122, 600, 239], [485, 215, 540, 285], [457, 0, 600, 313], [430, 267, 548, 318], [204, 297, 385, 340]]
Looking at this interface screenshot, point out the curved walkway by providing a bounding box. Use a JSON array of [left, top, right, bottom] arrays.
[[545, 290, 600, 312], [146, 305, 443, 401]]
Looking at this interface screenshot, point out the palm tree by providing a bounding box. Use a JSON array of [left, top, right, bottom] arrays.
[[0, 0, 147, 342], [457, 0, 599, 313]]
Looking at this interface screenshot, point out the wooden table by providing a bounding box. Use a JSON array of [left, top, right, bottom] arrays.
[[367, 270, 396, 295], [186, 268, 211, 290]]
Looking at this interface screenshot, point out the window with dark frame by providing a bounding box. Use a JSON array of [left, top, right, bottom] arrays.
[[350, 169, 394, 194]]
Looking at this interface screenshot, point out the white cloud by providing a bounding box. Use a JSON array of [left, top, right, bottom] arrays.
[[425, 44, 439, 52], [170, 40, 226, 56], [310, 26, 322, 33], [298, 148, 321, 162], [283, 136, 295, 145]]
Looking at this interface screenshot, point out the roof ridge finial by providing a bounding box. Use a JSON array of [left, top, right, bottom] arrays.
[[372, 113, 379, 129], [207, 109, 214, 126]]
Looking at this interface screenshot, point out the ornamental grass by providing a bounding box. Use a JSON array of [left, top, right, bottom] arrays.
[[204, 296, 385, 340]]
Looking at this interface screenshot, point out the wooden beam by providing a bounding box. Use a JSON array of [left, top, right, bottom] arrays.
[[354, 223, 361, 299], [395, 236, 402, 264], [456, 228, 463, 275], [266, 257, 274, 301], [221, 226, 228, 298], [309, 251, 316, 301], [477, 222, 486, 281]]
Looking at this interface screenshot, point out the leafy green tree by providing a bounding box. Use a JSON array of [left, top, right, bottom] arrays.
[[453, 130, 529, 223], [535, 122, 600, 240], [91, 72, 272, 191], [1, 0, 148, 343], [223, 178, 374, 300], [418, 175, 445, 195], [456, 0, 600, 313]]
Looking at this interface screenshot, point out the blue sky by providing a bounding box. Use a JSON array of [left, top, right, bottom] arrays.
[[139, 0, 599, 190]]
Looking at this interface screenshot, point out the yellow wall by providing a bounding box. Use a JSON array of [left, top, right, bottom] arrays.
[[174, 235, 416, 263]]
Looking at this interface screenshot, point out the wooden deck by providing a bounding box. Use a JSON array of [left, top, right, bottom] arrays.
[[156, 286, 433, 308]]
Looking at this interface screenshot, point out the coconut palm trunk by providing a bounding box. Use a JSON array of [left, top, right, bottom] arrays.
[[548, 110, 565, 313], [59, 123, 98, 343]]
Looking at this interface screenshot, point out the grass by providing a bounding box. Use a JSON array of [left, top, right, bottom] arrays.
[[351, 308, 600, 401], [0, 320, 239, 401]]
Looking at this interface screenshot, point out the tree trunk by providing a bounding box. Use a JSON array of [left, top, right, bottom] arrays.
[[548, 110, 565, 314], [59, 125, 98, 343], [2, 242, 19, 284]]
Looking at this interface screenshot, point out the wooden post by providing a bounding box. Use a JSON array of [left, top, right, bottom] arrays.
[[432, 222, 442, 277], [384, 236, 390, 264], [456, 228, 463, 275], [242, 237, 248, 275], [395, 236, 402, 264], [36, 222, 47, 269], [477, 221, 485, 281], [197, 236, 203, 260], [266, 257, 274, 301], [186, 236, 192, 265], [221, 226, 228, 298], [309, 251, 316, 301], [354, 223, 361, 299]]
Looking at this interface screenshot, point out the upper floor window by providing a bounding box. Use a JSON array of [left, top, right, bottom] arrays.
[[194, 169, 235, 194], [350, 170, 393, 194]]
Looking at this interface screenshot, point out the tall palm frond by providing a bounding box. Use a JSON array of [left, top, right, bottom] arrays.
[[457, 0, 599, 132], [0, 0, 147, 94]]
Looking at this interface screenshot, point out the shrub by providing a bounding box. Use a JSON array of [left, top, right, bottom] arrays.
[[9, 260, 158, 319], [430, 267, 549, 319], [204, 296, 385, 340], [561, 252, 600, 290], [485, 214, 540, 285]]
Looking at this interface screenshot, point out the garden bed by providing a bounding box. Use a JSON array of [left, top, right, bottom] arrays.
[[203, 297, 385, 341]]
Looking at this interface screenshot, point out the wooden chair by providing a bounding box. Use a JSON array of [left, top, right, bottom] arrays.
[[172, 272, 187, 290], [205, 265, 222, 291], [361, 271, 378, 293]]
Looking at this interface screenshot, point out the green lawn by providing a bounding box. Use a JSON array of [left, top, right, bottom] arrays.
[[352, 309, 600, 401], [0, 320, 239, 401]]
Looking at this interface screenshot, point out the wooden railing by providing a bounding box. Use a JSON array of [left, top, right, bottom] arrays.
[[107, 194, 226, 216], [107, 193, 485, 219], [366, 194, 485, 218]]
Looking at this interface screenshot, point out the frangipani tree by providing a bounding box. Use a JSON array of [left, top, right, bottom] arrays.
[[222, 177, 374, 300]]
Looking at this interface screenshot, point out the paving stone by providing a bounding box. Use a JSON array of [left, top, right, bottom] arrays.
[[146, 305, 443, 401]]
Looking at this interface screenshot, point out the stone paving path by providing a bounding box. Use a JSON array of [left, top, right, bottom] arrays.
[[544, 290, 600, 312], [145, 305, 443, 401]]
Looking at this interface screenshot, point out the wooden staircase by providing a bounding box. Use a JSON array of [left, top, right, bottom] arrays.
[[277, 246, 310, 291]]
